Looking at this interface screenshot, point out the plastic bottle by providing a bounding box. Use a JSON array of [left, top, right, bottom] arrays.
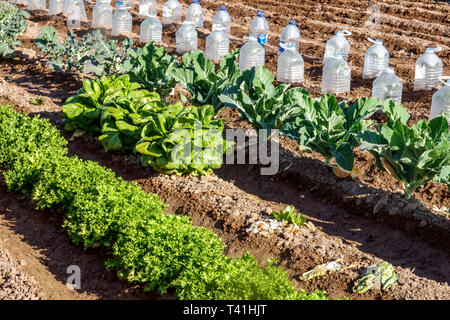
[[362, 38, 390, 79], [414, 47, 443, 91], [205, 24, 229, 62], [139, 0, 156, 17], [278, 20, 301, 55], [321, 52, 351, 94], [176, 21, 197, 55], [186, 0, 204, 28], [92, 0, 113, 29], [28, 0, 46, 11], [429, 77, 450, 122], [140, 12, 162, 43], [323, 30, 352, 65], [124, 0, 135, 8], [64, 0, 87, 20], [65, 0, 84, 29], [48, 0, 65, 15], [239, 35, 265, 71], [162, 0, 183, 25], [277, 43, 304, 83], [212, 6, 231, 36], [371, 67, 403, 104], [111, 0, 132, 36], [249, 11, 269, 46]]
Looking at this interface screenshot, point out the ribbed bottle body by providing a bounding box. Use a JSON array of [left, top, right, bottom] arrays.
[[205, 30, 230, 62], [162, 0, 183, 25], [139, 0, 157, 16], [28, 0, 46, 10], [371, 70, 403, 104], [321, 57, 351, 94], [48, 0, 65, 15], [362, 41, 390, 79], [92, 1, 113, 29], [239, 38, 265, 71], [414, 51, 443, 91], [429, 84, 450, 121], [176, 23, 198, 55], [277, 49, 304, 83], [140, 17, 163, 43], [112, 8, 132, 36]]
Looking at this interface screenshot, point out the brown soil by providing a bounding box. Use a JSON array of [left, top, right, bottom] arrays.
[[0, 0, 449, 300]]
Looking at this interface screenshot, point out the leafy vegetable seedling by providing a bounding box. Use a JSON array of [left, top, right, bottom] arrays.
[[359, 101, 450, 199], [29, 96, 45, 106], [272, 206, 307, 226]]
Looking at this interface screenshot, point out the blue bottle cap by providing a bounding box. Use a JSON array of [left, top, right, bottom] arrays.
[[193, 0, 201, 3], [219, 6, 226, 10], [256, 11, 265, 17], [289, 20, 297, 25]]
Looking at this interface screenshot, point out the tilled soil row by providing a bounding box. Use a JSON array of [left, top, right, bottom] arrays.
[[0, 244, 44, 300]]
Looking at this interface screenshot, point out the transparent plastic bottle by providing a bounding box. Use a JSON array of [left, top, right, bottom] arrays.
[[186, 0, 204, 28], [28, 0, 46, 11], [277, 43, 304, 83], [321, 52, 351, 94], [212, 6, 231, 36], [414, 47, 443, 91], [48, 0, 65, 15], [139, 0, 156, 17], [429, 77, 450, 122], [371, 67, 403, 104], [205, 24, 229, 62], [66, 0, 81, 29], [92, 0, 113, 29], [64, 0, 87, 20], [239, 35, 265, 71], [124, 0, 135, 8], [278, 20, 301, 55], [140, 12, 162, 43], [249, 11, 269, 46], [176, 21, 197, 55], [362, 38, 390, 79], [162, 0, 183, 25], [322, 30, 352, 65], [112, 0, 132, 36]]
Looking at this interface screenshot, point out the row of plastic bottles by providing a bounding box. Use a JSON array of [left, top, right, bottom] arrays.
[[23, 0, 448, 121]]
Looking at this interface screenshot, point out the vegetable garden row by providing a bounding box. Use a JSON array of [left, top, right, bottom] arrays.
[[0, 0, 449, 300]]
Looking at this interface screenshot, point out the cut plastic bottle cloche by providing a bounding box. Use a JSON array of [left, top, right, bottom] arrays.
[[429, 76, 450, 122]]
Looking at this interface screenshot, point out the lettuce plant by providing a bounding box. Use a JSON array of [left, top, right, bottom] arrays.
[[63, 74, 148, 132], [135, 104, 234, 175]]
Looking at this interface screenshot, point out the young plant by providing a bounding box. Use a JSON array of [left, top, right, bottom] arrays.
[[359, 102, 450, 199], [121, 42, 178, 101], [219, 65, 310, 136], [63, 74, 153, 133], [285, 94, 383, 173], [170, 49, 241, 112], [0, 2, 29, 58], [29, 96, 46, 106], [35, 26, 132, 76], [272, 206, 307, 226], [135, 104, 234, 176]]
